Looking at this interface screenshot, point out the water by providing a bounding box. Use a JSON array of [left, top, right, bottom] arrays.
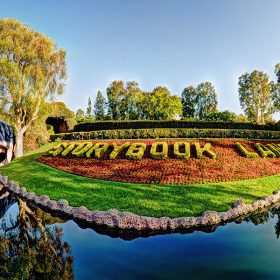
[[1, 192, 280, 279]]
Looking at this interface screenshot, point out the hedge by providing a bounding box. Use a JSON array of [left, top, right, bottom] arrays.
[[194, 143, 217, 160], [254, 143, 276, 158], [150, 142, 168, 159], [74, 120, 280, 132], [234, 143, 258, 158], [126, 143, 146, 160], [174, 142, 190, 160], [50, 128, 280, 141], [110, 142, 130, 160]]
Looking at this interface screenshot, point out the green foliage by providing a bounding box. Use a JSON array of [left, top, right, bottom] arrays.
[[239, 70, 275, 124], [181, 82, 218, 120], [3, 144, 280, 218], [204, 110, 236, 122], [126, 143, 146, 160], [110, 142, 130, 159], [94, 91, 106, 120], [76, 108, 85, 122], [61, 143, 76, 157], [267, 144, 280, 157], [72, 142, 93, 157], [150, 142, 168, 159], [254, 143, 276, 158], [0, 18, 66, 157], [174, 142, 190, 160], [86, 143, 109, 158], [235, 143, 259, 158], [52, 127, 280, 142], [194, 143, 216, 159], [86, 97, 93, 118], [48, 143, 68, 157]]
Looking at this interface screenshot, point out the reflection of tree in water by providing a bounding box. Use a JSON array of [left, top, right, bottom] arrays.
[[0, 198, 74, 279]]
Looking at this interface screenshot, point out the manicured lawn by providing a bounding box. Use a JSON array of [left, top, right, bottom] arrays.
[[1, 143, 280, 218]]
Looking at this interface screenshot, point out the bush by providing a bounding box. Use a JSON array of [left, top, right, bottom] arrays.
[[61, 143, 76, 157], [235, 143, 258, 158], [254, 143, 276, 158], [51, 128, 280, 142], [150, 142, 168, 159], [110, 142, 130, 159], [204, 111, 236, 122], [86, 143, 109, 158], [267, 144, 280, 157], [74, 120, 278, 132], [48, 143, 68, 157], [126, 143, 146, 160], [174, 142, 190, 160], [72, 142, 93, 157], [194, 143, 216, 159]]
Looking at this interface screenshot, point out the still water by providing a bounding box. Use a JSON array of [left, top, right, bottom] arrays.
[[1, 192, 280, 280]]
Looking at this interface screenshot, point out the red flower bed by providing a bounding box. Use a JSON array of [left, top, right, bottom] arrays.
[[37, 139, 280, 185]]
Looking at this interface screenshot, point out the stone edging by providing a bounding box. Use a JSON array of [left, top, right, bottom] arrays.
[[1, 174, 280, 231]]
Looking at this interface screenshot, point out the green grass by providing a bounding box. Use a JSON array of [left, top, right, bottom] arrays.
[[1, 143, 280, 218]]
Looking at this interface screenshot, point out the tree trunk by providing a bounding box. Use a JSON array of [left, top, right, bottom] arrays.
[[15, 131, 24, 158]]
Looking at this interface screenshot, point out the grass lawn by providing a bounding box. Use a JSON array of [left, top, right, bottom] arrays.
[[1, 143, 280, 218]]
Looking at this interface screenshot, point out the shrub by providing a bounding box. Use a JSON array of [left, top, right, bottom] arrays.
[[61, 143, 76, 157], [48, 143, 68, 157], [150, 142, 168, 159], [50, 128, 280, 142], [72, 142, 93, 157], [110, 142, 130, 160], [126, 143, 146, 160], [235, 143, 258, 158], [194, 142, 216, 159], [267, 144, 280, 157], [85, 143, 109, 158], [254, 143, 276, 158], [174, 142, 190, 160]]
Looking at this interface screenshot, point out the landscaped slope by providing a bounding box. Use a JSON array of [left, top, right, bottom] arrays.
[[1, 143, 280, 218], [38, 139, 280, 184]]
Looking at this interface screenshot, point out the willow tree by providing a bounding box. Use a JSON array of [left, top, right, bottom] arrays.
[[0, 18, 66, 157]]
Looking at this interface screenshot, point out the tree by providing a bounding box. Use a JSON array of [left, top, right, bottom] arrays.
[[0, 18, 66, 157], [181, 82, 218, 120], [86, 97, 92, 118], [76, 108, 85, 121], [94, 91, 106, 120], [238, 70, 275, 124], [181, 86, 197, 119], [142, 87, 182, 120], [204, 110, 237, 122]]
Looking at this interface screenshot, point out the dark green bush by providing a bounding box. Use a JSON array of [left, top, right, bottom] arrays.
[[235, 143, 258, 158]]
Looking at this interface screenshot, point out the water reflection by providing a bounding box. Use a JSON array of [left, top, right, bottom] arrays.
[[0, 194, 74, 279], [1, 189, 280, 279]]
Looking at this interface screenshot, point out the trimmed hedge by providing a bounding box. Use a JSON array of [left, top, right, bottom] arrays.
[[235, 143, 258, 158], [126, 143, 146, 160], [51, 128, 280, 141], [150, 142, 168, 159], [174, 142, 190, 160], [254, 143, 276, 158], [110, 142, 130, 160], [74, 120, 280, 132], [194, 143, 217, 160]]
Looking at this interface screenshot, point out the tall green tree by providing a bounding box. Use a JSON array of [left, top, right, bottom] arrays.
[[86, 97, 92, 118], [0, 18, 66, 157], [76, 108, 85, 121], [181, 86, 197, 118], [238, 70, 275, 124], [94, 91, 106, 120], [142, 86, 182, 120], [181, 82, 218, 120]]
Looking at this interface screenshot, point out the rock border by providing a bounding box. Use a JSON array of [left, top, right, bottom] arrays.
[[1, 174, 280, 231]]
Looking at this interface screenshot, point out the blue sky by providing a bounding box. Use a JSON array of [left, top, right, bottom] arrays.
[[1, 0, 280, 115]]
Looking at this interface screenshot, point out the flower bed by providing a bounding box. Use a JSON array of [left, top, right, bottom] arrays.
[[37, 139, 280, 185]]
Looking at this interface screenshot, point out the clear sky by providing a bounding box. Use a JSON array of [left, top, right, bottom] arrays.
[[1, 0, 280, 115]]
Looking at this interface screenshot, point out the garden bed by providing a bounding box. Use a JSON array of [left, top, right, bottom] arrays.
[[37, 139, 280, 184]]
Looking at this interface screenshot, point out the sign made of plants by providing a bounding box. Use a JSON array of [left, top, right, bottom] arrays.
[[47, 141, 280, 160]]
